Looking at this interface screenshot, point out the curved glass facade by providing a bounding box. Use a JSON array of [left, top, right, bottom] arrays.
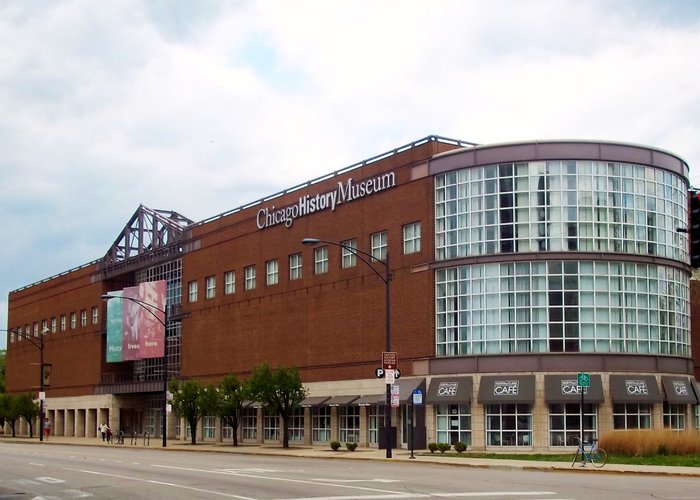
[[435, 161, 688, 261], [434, 157, 690, 358]]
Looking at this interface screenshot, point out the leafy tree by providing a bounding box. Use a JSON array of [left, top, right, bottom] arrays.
[[0, 349, 6, 393], [0, 393, 8, 430], [16, 393, 40, 438], [217, 374, 249, 446], [168, 379, 218, 444], [247, 363, 307, 448]]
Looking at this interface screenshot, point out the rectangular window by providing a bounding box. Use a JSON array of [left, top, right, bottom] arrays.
[[663, 402, 685, 430], [224, 271, 235, 294], [612, 403, 652, 430], [70, 314, 76, 329], [436, 403, 472, 446], [245, 265, 256, 290], [80, 309, 87, 327], [34, 322, 39, 336], [486, 403, 532, 446], [289, 253, 302, 280], [266, 259, 279, 286], [263, 411, 279, 441], [241, 407, 257, 440], [548, 403, 597, 446], [403, 222, 422, 254], [203, 415, 216, 440], [50, 317, 57, 333], [288, 408, 304, 442], [371, 231, 388, 261], [188, 280, 198, 302], [42, 319, 48, 333], [205, 275, 216, 299], [314, 247, 328, 274], [60, 315, 66, 332], [341, 239, 357, 269], [339, 405, 360, 443], [367, 404, 385, 444], [312, 406, 331, 442], [222, 421, 233, 441], [91, 307, 98, 325]]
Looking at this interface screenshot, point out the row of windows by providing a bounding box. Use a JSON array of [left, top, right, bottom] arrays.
[[435, 161, 688, 262], [435, 260, 690, 357], [186, 224, 421, 302], [10, 306, 100, 343]]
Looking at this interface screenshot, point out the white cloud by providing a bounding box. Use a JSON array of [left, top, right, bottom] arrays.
[[1, 0, 700, 347]]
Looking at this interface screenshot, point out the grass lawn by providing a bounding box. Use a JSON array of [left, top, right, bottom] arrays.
[[421, 452, 700, 467]]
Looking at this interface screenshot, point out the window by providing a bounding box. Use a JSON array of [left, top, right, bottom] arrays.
[[663, 402, 685, 430], [12, 327, 19, 343], [266, 260, 279, 286], [288, 408, 304, 442], [50, 318, 57, 333], [60, 315, 66, 332], [42, 319, 48, 333], [367, 404, 385, 444], [613, 403, 652, 429], [80, 309, 87, 327], [70, 314, 76, 329], [188, 280, 198, 302], [241, 407, 257, 440], [245, 266, 256, 290], [403, 222, 421, 254], [339, 406, 360, 443], [341, 239, 357, 268], [314, 247, 328, 274], [289, 253, 302, 280], [91, 307, 98, 325], [263, 410, 279, 441], [205, 275, 216, 299], [371, 231, 388, 261], [203, 415, 216, 440], [312, 406, 331, 442], [486, 403, 532, 446], [34, 322, 39, 336], [224, 271, 235, 294], [549, 403, 597, 446], [436, 404, 471, 446], [222, 420, 233, 441]]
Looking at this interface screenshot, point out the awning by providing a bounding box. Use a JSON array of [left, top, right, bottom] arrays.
[[325, 395, 359, 406], [477, 375, 535, 404], [425, 376, 473, 405], [544, 374, 604, 404], [354, 394, 385, 406], [609, 375, 661, 403], [661, 376, 699, 404], [395, 378, 426, 403], [243, 400, 263, 408], [300, 396, 330, 407]]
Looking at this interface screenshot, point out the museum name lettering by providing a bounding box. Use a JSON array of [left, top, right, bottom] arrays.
[[256, 172, 396, 229]]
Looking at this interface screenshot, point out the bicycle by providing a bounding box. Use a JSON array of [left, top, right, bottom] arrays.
[[571, 437, 607, 468]]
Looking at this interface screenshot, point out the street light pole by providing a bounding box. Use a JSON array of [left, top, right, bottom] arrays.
[[2, 326, 48, 440], [101, 294, 169, 448], [302, 237, 393, 458]]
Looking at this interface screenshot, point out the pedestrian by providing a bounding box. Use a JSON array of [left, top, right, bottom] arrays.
[[106, 425, 112, 443], [100, 422, 107, 442], [43, 417, 51, 441]]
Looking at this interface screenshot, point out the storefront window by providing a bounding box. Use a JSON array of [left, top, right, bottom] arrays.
[[486, 404, 532, 446], [436, 404, 471, 445]]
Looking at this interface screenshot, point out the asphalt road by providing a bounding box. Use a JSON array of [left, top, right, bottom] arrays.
[[1, 442, 699, 499]]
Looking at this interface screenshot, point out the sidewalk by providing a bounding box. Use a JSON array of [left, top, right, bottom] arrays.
[[2, 435, 699, 478]]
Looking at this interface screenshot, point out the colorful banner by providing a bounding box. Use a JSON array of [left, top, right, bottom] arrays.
[[105, 281, 166, 363]]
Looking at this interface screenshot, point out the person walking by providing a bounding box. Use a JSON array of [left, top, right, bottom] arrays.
[[43, 418, 51, 441], [100, 423, 107, 442]]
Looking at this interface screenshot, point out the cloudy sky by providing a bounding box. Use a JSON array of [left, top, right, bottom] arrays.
[[2, 0, 699, 347]]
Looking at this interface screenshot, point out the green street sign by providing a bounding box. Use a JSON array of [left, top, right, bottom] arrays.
[[577, 372, 591, 388]]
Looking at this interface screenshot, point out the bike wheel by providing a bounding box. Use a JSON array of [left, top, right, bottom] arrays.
[[590, 448, 608, 468]]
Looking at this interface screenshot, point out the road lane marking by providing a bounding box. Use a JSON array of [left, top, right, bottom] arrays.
[[429, 493, 556, 498], [311, 479, 401, 483], [65, 468, 257, 499]]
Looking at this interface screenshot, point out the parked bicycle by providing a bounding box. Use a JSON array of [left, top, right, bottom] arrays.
[[571, 436, 607, 468]]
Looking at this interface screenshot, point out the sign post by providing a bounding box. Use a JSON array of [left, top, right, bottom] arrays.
[[577, 373, 590, 448]]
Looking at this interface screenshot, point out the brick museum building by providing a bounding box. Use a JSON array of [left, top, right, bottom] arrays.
[[5, 136, 700, 452]]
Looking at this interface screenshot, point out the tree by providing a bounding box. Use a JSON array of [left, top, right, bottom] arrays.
[[0, 349, 6, 393], [247, 363, 307, 448], [0, 393, 8, 430], [16, 393, 40, 438], [217, 374, 248, 446], [168, 379, 218, 444]]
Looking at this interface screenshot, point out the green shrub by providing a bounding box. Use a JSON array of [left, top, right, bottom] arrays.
[[428, 442, 439, 453], [453, 441, 467, 453], [345, 442, 358, 451], [437, 442, 451, 454], [330, 440, 341, 451]]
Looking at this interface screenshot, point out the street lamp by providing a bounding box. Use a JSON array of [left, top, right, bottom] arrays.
[[2, 326, 49, 440], [101, 293, 169, 448], [302, 237, 393, 458]]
